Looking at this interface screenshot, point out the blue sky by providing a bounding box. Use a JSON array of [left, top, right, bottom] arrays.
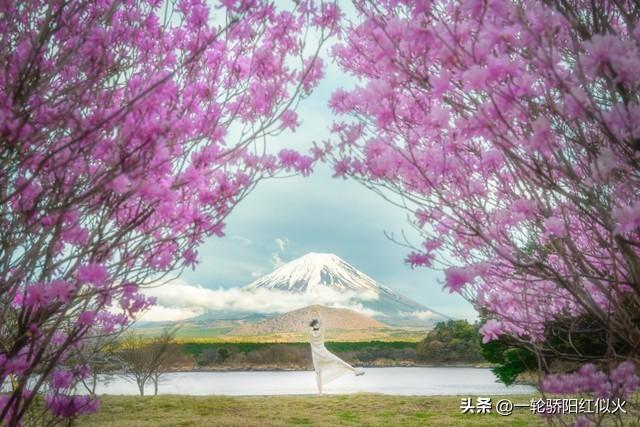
[[171, 20, 478, 321]]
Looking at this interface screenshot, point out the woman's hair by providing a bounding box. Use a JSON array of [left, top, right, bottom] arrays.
[[309, 319, 319, 328]]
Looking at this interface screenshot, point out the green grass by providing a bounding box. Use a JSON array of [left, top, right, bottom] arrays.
[[136, 326, 235, 339], [135, 326, 425, 343], [77, 394, 545, 426]]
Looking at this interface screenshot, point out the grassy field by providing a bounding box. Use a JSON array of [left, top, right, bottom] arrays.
[[77, 394, 544, 426], [135, 326, 425, 343]]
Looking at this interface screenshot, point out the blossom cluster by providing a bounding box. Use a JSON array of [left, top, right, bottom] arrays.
[[326, 0, 640, 410], [542, 362, 640, 400], [1, 0, 337, 423]]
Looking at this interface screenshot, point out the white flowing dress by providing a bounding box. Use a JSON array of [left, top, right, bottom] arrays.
[[309, 318, 356, 387]]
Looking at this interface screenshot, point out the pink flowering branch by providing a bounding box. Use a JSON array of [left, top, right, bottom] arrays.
[[327, 0, 640, 423], [0, 0, 339, 424]]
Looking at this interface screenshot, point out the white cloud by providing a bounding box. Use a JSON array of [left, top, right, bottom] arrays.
[[330, 302, 382, 318], [141, 306, 204, 322], [138, 278, 380, 322], [269, 237, 290, 268], [409, 310, 441, 321], [274, 237, 288, 252], [270, 252, 285, 269]]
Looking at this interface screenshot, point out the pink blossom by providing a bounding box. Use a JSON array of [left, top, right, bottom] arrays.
[[405, 252, 433, 268], [326, 5, 640, 403], [76, 264, 109, 286], [294, 155, 314, 177], [542, 361, 639, 399], [528, 117, 554, 155], [121, 283, 138, 299], [280, 110, 299, 131], [61, 224, 90, 246], [108, 174, 131, 194], [4, 353, 29, 376], [610, 361, 640, 398], [333, 159, 350, 178], [543, 216, 566, 237], [581, 34, 618, 77], [278, 149, 300, 169], [329, 89, 356, 113], [422, 239, 441, 251], [613, 201, 640, 234], [51, 370, 73, 390], [479, 319, 502, 344], [415, 210, 430, 227], [310, 143, 326, 161], [183, 249, 198, 268], [45, 395, 100, 418], [510, 199, 538, 219], [24, 283, 49, 308], [313, 3, 341, 30], [431, 71, 450, 97], [564, 86, 589, 119], [593, 147, 622, 177], [462, 65, 488, 91], [444, 267, 474, 293], [77, 311, 96, 326], [301, 57, 324, 93]]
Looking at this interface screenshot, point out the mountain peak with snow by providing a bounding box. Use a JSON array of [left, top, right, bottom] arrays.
[[246, 252, 386, 294], [245, 252, 450, 327]]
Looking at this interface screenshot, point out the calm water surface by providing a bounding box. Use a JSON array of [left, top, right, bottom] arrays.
[[96, 367, 535, 396]]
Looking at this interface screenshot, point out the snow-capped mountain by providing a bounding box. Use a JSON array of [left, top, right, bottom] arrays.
[[245, 252, 449, 327], [247, 252, 385, 293]]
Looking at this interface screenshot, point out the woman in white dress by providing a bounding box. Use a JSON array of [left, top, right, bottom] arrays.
[[308, 309, 364, 395]]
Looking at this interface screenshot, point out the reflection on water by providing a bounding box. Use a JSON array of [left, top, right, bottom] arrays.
[[95, 367, 535, 396]]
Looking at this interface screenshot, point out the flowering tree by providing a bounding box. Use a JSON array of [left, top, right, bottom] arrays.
[[0, 0, 339, 424], [327, 0, 639, 423]]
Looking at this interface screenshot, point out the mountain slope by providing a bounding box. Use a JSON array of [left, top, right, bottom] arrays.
[[230, 305, 385, 335]]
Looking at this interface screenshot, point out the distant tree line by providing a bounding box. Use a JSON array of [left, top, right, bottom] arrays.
[[416, 320, 484, 364], [184, 321, 486, 369], [186, 341, 421, 369]]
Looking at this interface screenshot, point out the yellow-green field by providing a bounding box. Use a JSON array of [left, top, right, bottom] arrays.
[[135, 326, 426, 343], [77, 394, 544, 426]]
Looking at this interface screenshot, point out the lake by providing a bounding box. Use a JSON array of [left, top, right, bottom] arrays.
[[95, 367, 535, 396]]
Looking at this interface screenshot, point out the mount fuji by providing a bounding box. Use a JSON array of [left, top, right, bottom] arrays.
[[243, 252, 449, 327]]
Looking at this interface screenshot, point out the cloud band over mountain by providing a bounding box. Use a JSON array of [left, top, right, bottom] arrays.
[[140, 278, 379, 322]]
